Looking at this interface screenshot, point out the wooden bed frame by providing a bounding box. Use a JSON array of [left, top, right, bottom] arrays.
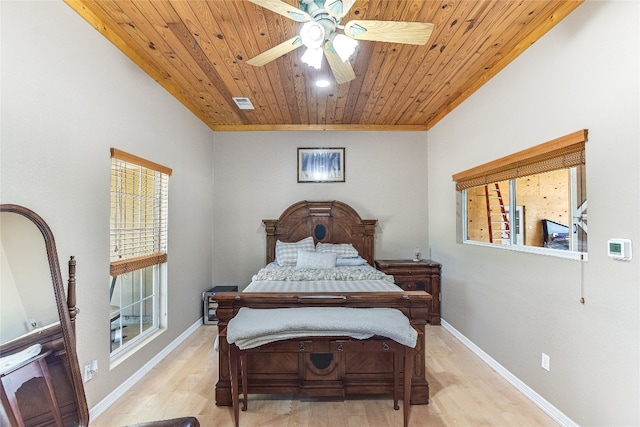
[[214, 200, 431, 406]]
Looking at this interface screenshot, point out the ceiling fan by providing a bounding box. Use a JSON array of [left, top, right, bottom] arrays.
[[246, 0, 434, 84]]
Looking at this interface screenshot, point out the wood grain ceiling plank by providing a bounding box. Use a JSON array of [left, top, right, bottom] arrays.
[[311, 70, 340, 124], [286, 49, 312, 124], [238, 2, 296, 124], [261, 12, 305, 124], [357, 0, 434, 125], [427, 1, 579, 126], [318, 61, 355, 124], [71, 0, 230, 126], [300, 74, 317, 125], [271, 8, 313, 124], [367, 0, 454, 125], [305, 71, 319, 124], [105, 0, 235, 124], [416, 0, 542, 120], [142, 0, 240, 125], [128, 0, 239, 124], [379, 0, 462, 125], [169, 2, 245, 95], [344, 0, 396, 124], [385, 0, 485, 125], [168, 20, 252, 124], [339, 40, 374, 124], [313, 86, 325, 124], [329, 79, 353, 124], [397, 0, 511, 125], [333, 0, 377, 124], [424, 1, 575, 127], [361, 41, 423, 124], [222, 0, 289, 124], [203, 0, 284, 124], [361, 2, 459, 124], [166, 1, 261, 125], [323, 86, 339, 124]]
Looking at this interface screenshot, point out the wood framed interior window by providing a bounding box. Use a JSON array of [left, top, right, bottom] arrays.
[[453, 130, 587, 254]]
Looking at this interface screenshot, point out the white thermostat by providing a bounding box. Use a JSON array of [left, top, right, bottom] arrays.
[[607, 238, 632, 261]]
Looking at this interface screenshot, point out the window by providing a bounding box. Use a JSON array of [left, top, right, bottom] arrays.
[[110, 149, 171, 356], [453, 130, 587, 257]]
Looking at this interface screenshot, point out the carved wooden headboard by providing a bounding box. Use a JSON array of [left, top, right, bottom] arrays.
[[263, 200, 377, 265]]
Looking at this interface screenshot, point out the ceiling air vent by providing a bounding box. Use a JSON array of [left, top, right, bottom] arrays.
[[232, 97, 255, 110]]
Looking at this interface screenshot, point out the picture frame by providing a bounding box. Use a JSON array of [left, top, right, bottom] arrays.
[[297, 147, 345, 183]]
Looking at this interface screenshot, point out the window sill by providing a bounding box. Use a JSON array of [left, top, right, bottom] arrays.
[[109, 327, 164, 369], [463, 240, 587, 261]]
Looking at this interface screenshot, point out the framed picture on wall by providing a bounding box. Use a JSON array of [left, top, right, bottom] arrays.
[[297, 147, 345, 183]]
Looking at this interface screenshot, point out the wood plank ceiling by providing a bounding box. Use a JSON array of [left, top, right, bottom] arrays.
[[65, 0, 583, 131]]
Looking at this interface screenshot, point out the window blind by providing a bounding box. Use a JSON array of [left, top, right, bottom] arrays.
[[452, 129, 588, 191], [110, 149, 172, 277]]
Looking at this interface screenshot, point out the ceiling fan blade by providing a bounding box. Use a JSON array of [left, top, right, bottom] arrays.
[[246, 36, 303, 67], [247, 0, 311, 22], [323, 41, 356, 84], [344, 20, 434, 45], [325, 0, 356, 19]]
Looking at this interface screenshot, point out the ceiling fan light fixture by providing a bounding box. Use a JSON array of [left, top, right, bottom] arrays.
[[301, 47, 324, 69], [332, 34, 357, 61], [300, 21, 325, 49]]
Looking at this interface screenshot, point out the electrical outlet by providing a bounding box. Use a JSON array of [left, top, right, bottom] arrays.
[[83, 360, 98, 382], [541, 353, 550, 371], [83, 363, 93, 382]]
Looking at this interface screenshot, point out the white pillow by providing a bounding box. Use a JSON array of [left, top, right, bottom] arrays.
[[336, 256, 368, 266], [296, 251, 337, 269], [316, 242, 359, 258], [275, 237, 315, 266]]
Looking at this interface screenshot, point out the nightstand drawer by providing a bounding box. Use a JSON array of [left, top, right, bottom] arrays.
[[383, 266, 424, 276], [393, 278, 426, 291]]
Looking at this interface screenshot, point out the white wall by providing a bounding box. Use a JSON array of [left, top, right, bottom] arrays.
[[210, 131, 429, 287], [427, 1, 639, 425], [1, 1, 215, 409]]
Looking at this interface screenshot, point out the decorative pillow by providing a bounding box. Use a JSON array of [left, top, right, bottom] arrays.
[[296, 251, 337, 269], [275, 236, 315, 266], [336, 256, 368, 266], [316, 242, 359, 258]]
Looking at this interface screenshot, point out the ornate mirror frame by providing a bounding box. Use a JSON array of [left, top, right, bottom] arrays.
[[0, 204, 89, 426]]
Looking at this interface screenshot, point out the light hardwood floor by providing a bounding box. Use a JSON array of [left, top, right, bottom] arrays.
[[89, 325, 558, 426]]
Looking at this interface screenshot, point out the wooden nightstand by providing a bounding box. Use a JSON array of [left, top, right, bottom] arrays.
[[203, 285, 238, 324], [375, 259, 441, 325]]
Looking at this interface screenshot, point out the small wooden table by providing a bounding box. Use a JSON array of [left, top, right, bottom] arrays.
[[0, 350, 63, 427]]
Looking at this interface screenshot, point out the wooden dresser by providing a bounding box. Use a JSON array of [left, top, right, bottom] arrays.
[[375, 259, 441, 325]]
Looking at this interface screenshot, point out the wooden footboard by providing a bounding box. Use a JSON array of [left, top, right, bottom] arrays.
[[214, 291, 431, 406]]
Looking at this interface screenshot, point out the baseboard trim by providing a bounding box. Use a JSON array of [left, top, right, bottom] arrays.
[[440, 320, 578, 427], [89, 319, 203, 422]]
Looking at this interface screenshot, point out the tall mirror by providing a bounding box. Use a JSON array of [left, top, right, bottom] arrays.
[[0, 204, 89, 426]]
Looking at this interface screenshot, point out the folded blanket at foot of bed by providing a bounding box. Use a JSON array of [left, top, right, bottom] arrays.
[[226, 306, 417, 350]]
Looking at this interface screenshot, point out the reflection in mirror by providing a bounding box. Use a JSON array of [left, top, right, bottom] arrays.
[[1, 212, 60, 344], [0, 204, 89, 426]]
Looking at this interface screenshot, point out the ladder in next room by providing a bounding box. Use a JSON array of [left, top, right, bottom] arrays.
[[484, 183, 511, 244]]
